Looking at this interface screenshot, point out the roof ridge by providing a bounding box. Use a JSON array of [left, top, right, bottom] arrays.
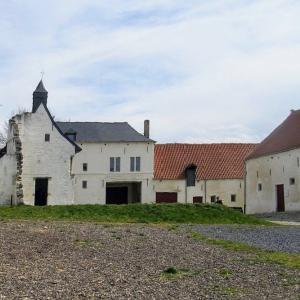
[[156, 143, 258, 146], [56, 121, 128, 124]]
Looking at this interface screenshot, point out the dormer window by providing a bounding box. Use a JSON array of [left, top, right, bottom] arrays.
[[66, 133, 76, 141], [185, 164, 197, 187], [65, 129, 77, 142]]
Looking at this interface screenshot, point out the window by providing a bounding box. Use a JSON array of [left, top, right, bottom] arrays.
[[45, 134, 50, 142], [130, 157, 141, 172], [231, 194, 236, 202], [186, 165, 196, 187], [110, 157, 121, 172], [258, 183, 262, 191], [82, 181, 87, 189], [211, 195, 216, 203], [83, 163, 88, 172], [290, 178, 295, 185], [66, 133, 76, 141]]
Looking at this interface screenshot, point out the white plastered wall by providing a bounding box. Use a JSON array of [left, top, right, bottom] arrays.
[[246, 148, 300, 214], [17, 105, 76, 205], [0, 154, 16, 205], [72, 142, 155, 204], [153, 178, 244, 209]]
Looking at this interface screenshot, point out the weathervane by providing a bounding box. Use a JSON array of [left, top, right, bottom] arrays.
[[41, 70, 45, 80]]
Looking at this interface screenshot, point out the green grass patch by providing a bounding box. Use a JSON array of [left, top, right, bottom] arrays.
[[160, 267, 201, 280], [0, 204, 269, 225], [190, 231, 300, 269], [219, 268, 233, 278]]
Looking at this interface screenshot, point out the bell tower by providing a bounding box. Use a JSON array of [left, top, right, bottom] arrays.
[[32, 80, 48, 113]]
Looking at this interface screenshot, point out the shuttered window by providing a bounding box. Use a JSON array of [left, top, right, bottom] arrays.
[[130, 157, 141, 172], [110, 157, 121, 172], [136, 157, 141, 171], [116, 157, 120, 172]]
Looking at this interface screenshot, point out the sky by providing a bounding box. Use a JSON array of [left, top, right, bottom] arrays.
[[0, 0, 300, 143]]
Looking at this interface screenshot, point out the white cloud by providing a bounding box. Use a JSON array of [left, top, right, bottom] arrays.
[[0, 0, 300, 143]]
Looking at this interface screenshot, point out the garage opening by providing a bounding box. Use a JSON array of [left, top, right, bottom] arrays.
[[156, 192, 177, 203], [106, 182, 141, 205]]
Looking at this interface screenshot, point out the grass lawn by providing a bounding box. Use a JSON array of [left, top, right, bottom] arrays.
[[0, 203, 269, 225], [189, 231, 300, 269]]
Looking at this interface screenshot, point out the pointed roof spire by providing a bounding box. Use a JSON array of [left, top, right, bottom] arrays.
[[32, 80, 48, 113], [34, 80, 48, 93]]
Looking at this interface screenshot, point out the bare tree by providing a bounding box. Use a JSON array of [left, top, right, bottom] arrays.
[[0, 121, 8, 148]]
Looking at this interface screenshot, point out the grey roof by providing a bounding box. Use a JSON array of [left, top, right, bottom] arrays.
[[56, 122, 154, 143], [34, 80, 48, 93]]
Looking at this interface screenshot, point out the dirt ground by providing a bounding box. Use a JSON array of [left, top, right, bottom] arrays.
[[0, 221, 299, 300]]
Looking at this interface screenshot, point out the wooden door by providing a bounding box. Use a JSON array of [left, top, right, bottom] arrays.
[[156, 192, 177, 203], [34, 178, 48, 206], [276, 184, 285, 212]]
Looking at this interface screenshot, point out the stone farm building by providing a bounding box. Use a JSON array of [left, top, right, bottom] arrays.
[[1, 81, 299, 213]]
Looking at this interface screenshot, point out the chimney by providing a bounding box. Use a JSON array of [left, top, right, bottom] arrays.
[[32, 80, 48, 113], [144, 120, 150, 138]]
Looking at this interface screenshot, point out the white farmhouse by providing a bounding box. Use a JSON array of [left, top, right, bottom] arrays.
[[0, 81, 155, 205], [245, 110, 300, 214]]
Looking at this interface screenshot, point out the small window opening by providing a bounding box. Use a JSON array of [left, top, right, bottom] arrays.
[[258, 183, 262, 191], [211, 195, 216, 203], [290, 178, 295, 185], [82, 181, 87, 189], [83, 163, 88, 172], [231, 194, 236, 202], [45, 134, 50, 142]]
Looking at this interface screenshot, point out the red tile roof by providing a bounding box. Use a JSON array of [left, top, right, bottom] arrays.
[[154, 143, 257, 180], [247, 110, 300, 159]]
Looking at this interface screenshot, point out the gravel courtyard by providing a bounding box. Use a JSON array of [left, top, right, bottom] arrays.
[[0, 221, 299, 300], [188, 225, 300, 253]]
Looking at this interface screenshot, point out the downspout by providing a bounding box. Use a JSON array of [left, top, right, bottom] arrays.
[[244, 164, 247, 214], [185, 178, 188, 205], [204, 180, 207, 203]]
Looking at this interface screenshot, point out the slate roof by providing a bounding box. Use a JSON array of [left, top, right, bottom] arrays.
[[56, 122, 154, 143], [154, 143, 257, 180], [247, 110, 300, 160], [34, 80, 48, 93]]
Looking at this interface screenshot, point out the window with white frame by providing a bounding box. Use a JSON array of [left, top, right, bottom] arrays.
[[130, 157, 141, 172], [110, 157, 121, 172]]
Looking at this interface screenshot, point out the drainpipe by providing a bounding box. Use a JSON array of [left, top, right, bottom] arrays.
[[204, 180, 207, 203], [244, 170, 247, 214], [185, 180, 188, 205]]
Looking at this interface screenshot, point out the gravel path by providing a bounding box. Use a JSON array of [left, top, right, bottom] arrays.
[[187, 225, 300, 253], [0, 221, 299, 299], [254, 211, 300, 222]]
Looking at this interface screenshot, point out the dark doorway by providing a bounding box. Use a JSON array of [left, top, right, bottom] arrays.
[[106, 187, 128, 205], [276, 184, 285, 212], [34, 178, 48, 206], [156, 192, 177, 203]]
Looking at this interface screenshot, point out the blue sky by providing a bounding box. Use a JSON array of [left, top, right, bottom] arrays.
[[0, 0, 300, 143]]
